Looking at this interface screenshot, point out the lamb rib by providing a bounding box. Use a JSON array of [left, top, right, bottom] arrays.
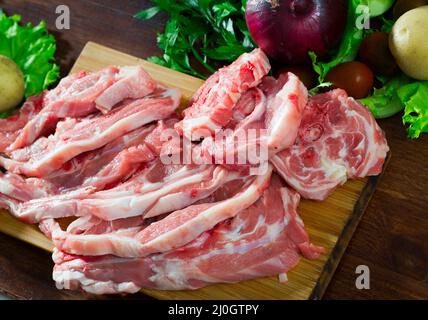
[[39, 165, 272, 257], [95, 66, 157, 113], [51, 175, 323, 294], [45, 124, 157, 191], [175, 49, 271, 140], [0, 93, 44, 152], [200, 72, 308, 169], [7, 66, 157, 151], [0, 126, 158, 215], [14, 161, 233, 223], [271, 89, 389, 200], [0, 87, 181, 177]]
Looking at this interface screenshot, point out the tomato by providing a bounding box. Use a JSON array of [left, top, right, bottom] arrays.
[[278, 65, 318, 89], [358, 32, 398, 76], [393, 0, 428, 20], [325, 62, 374, 99]]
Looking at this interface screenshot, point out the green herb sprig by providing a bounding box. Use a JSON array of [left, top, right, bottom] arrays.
[[135, 0, 254, 79]]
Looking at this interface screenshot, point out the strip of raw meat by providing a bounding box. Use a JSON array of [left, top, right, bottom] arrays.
[[200, 72, 308, 168], [0, 93, 44, 152], [0, 126, 157, 211], [45, 124, 157, 190], [0, 88, 181, 177], [95, 66, 157, 113], [80, 144, 155, 190], [176, 49, 271, 140], [271, 89, 389, 200], [0, 172, 57, 202], [7, 68, 117, 151], [7, 66, 157, 151], [0, 186, 95, 217], [51, 175, 323, 294], [263, 72, 308, 152], [14, 161, 233, 223], [39, 165, 272, 257]]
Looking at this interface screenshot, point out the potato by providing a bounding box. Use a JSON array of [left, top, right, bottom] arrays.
[[0, 55, 25, 112], [389, 6, 428, 80]]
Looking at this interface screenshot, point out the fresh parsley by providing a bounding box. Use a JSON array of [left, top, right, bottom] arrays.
[[134, 0, 255, 79], [309, 0, 369, 84]]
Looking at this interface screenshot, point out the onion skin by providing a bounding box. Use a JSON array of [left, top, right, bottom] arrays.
[[245, 0, 348, 64]]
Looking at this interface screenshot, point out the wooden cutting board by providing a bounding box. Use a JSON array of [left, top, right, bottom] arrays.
[[0, 42, 387, 300]]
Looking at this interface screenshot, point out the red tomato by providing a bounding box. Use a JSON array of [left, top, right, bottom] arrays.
[[325, 61, 374, 99]]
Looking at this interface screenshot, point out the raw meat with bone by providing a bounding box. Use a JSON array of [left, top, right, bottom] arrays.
[[0, 50, 390, 295], [200, 73, 308, 169], [0, 93, 45, 152], [0, 124, 157, 207], [0, 172, 57, 202], [45, 124, 157, 191], [39, 165, 272, 257], [176, 49, 271, 140], [7, 66, 156, 151], [14, 161, 234, 223], [95, 66, 157, 113], [271, 89, 390, 200], [0, 87, 180, 177], [51, 175, 322, 294]]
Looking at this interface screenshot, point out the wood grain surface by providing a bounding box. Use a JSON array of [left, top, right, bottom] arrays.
[[0, 0, 426, 300]]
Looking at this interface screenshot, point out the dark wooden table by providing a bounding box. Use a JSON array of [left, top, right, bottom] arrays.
[[0, 0, 427, 300]]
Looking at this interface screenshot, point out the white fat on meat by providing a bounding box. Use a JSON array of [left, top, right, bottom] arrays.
[[0, 88, 181, 177], [14, 162, 232, 223], [200, 72, 308, 168], [51, 175, 323, 294], [176, 49, 271, 140], [0, 93, 45, 152], [272, 89, 389, 200], [40, 165, 273, 258], [95, 66, 157, 113]]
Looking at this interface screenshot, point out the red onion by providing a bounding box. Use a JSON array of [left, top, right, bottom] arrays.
[[245, 0, 348, 64]]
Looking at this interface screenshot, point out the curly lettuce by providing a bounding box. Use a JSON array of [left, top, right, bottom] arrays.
[[398, 82, 428, 139], [0, 10, 60, 98], [360, 73, 410, 119]]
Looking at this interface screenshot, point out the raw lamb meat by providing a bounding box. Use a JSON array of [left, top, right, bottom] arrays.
[[0, 87, 180, 177], [45, 124, 157, 190], [0, 124, 157, 206], [0, 54, 390, 296], [95, 66, 157, 113], [39, 165, 272, 257], [200, 72, 308, 168], [271, 89, 390, 200], [7, 66, 156, 151], [14, 162, 233, 223], [0, 93, 44, 152], [176, 49, 271, 140], [51, 175, 323, 294], [0, 172, 57, 202]]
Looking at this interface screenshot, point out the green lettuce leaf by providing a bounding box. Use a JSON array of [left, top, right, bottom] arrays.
[[397, 82, 428, 139], [0, 10, 60, 98], [359, 73, 411, 119], [368, 0, 395, 17]]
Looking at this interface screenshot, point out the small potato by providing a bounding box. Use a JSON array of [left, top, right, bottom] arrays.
[[0, 55, 25, 112], [389, 6, 428, 80]]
